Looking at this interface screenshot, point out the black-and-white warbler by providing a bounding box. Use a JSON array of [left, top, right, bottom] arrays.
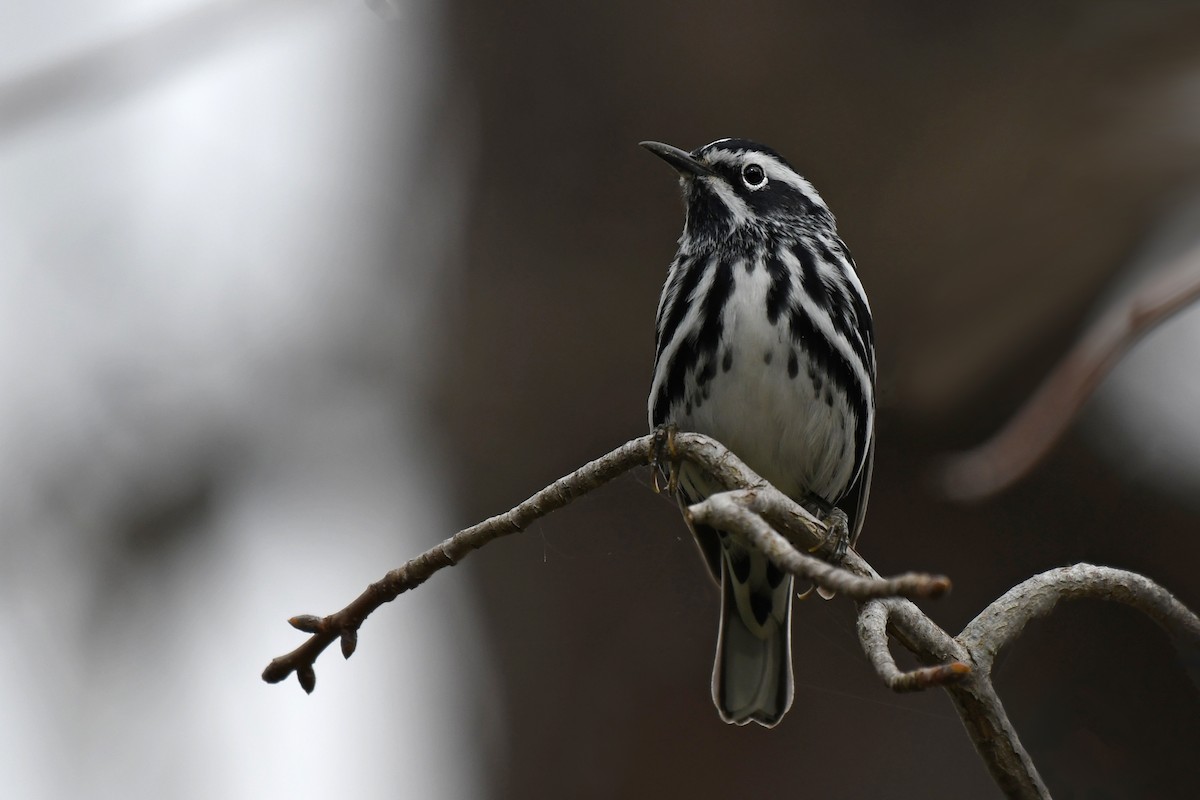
[[643, 138, 876, 727]]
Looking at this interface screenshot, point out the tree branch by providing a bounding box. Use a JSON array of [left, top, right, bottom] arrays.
[[262, 432, 948, 689], [938, 237, 1200, 502], [262, 432, 1199, 800], [852, 564, 1200, 799]]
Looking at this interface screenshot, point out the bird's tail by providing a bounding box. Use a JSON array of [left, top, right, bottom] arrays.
[[711, 551, 794, 727]]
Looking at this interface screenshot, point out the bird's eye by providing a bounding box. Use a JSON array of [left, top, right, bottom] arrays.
[[741, 163, 767, 189]]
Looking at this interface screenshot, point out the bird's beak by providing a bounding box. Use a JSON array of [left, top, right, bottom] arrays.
[[639, 141, 715, 178]]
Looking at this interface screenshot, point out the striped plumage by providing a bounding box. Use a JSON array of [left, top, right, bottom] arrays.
[[643, 138, 875, 727]]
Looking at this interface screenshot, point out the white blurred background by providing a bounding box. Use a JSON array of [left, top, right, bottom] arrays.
[[0, 2, 491, 797], [1087, 190, 1200, 503]]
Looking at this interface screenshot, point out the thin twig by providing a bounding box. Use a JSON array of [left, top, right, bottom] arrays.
[[938, 237, 1200, 502], [691, 491, 951, 600], [262, 434, 659, 690]]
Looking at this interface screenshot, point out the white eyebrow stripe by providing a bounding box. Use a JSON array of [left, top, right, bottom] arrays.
[[701, 148, 830, 211]]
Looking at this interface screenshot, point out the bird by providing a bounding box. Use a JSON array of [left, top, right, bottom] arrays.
[[642, 138, 876, 727]]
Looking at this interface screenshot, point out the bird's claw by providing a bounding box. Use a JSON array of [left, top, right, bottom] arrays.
[[803, 497, 850, 564], [651, 424, 681, 496]]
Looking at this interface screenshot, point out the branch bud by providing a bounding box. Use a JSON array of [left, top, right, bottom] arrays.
[[341, 629, 358, 659], [297, 664, 316, 694], [289, 615, 324, 634]]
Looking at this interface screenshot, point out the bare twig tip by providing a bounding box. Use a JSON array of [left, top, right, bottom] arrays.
[[261, 660, 291, 684], [289, 615, 323, 634], [927, 577, 952, 598], [893, 661, 972, 692]]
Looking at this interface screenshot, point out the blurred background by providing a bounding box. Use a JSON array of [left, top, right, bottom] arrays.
[[3, 1, 1200, 797]]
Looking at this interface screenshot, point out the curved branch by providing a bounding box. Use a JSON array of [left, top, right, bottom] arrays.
[[857, 600, 970, 691], [853, 591, 1046, 796], [959, 563, 1200, 673], [938, 237, 1200, 502], [856, 593, 1050, 797]]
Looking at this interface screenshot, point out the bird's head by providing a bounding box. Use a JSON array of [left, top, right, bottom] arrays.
[[640, 138, 834, 247]]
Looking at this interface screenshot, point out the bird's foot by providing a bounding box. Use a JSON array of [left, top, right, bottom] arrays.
[[651, 424, 681, 496], [802, 496, 850, 565], [800, 498, 850, 600]]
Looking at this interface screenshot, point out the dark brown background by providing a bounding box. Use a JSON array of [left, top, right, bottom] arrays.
[[427, 2, 1200, 797]]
